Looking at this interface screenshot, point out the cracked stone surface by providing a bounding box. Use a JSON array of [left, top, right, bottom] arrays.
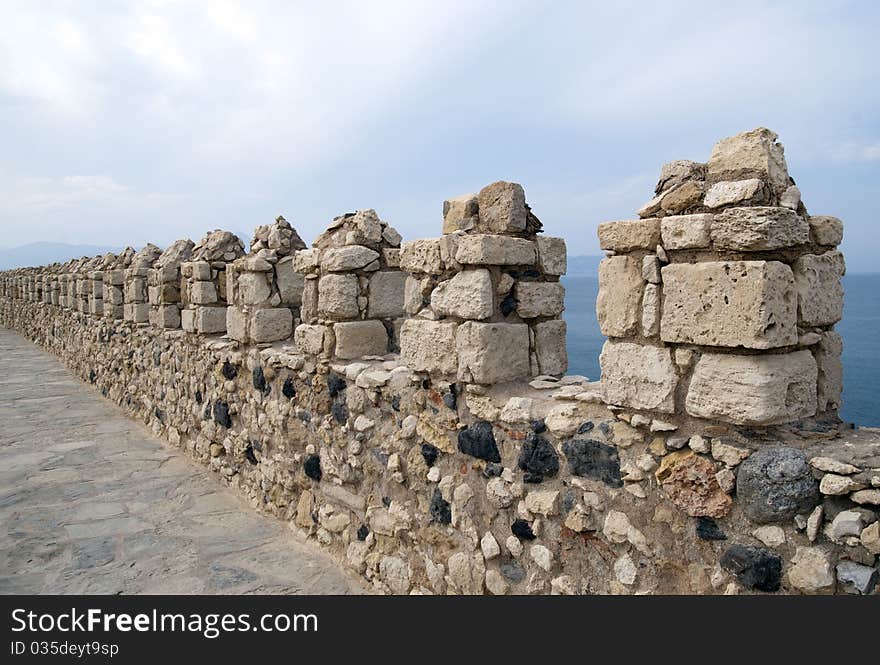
[[0, 328, 364, 594]]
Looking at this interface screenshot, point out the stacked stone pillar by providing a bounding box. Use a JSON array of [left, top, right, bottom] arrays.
[[180, 230, 245, 335], [597, 127, 844, 426], [122, 244, 162, 324], [148, 239, 194, 329], [399, 181, 568, 384], [293, 209, 405, 359], [226, 217, 306, 344], [99, 248, 134, 320]]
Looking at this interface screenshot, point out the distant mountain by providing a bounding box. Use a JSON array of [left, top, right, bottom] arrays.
[[566, 255, 602, 277], [0, 242, 121, 270]]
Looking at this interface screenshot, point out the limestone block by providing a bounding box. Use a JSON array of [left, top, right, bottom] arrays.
[[317, 274, 359, 319], [404, 276, 427, 315], [301, 278, 318, 323], [226, 305, 248, 341], [443, 193, 479, 234], [430, 269, 493, 320], [191, 262, 212, 281], [642, 255, 661, 283], [276, 256, 305, 306], [597, 219, 661, 252], [195, 306, 227, 334], [292, 248, 321, 273], [660, 261, 797, 349], [251, 307, 293, 343], [533, 319, 567, 376], [596, 256, 643, 337], [808, 215, 843, 246], [237, 271, 272, 305], [367, 270, 407, 319], [814, 331, 843, 412], [400, 319, 458, 375], [793, 251, 845, 326], [599, 341, 678, 413], [333, 320, 388, 359], [685, 351, 817, 425], [181, 308, 196, 332], [124, 302, 150, 322], [476, 181, 527, 234], [707, 128, 790, 194], [152, 304, 180, 329], [295, 324, 334, 356], [400, 239, 443, 274], [322, 245, 380, 272], [711, 207, 809, 251], [535, 236, 567, 276], [453, 235, 536, 267], [456, 322, 530, 384], [641, 283, 660, 337], [703, 179, 765, 208], [515, 281, 564, 319], [190, 281, 217, 305], [106, 269, 125, 286]]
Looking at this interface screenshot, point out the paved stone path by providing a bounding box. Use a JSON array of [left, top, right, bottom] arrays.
[[0, 328, 364, 594]]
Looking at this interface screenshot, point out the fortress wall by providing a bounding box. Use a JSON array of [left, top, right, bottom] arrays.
[[1, 128, 877, 595]]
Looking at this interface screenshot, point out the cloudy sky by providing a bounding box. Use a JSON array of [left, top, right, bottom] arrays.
[[1, 0, 878, 271]]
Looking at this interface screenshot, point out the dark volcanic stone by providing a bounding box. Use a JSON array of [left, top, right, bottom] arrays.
[[577, 421, 595, 435], [304, 454, 322, 481], [523, 472, 544, 484], [327, 374, 346, 398], [562, 438, 622, 487], [695, 517, 727, 541], [500, 560, 525, 583], [213, 401, 232, 428], [443, 384, 457, 410], [153, 407, 163, 423], [195, 389, 203, 404], [356, 525, 369, 541], [458, 421, 501, 463], [483, 462, 503, 478], [518, 432, 560, 478], [382, 496, 391, 508], [420, 443, 439, 467], [511, 519, 536, 540], [720, 544, 781, 592], [282, 377, 296, 399], [88, 369, 97, 384], [429, 489, 452, 524], [500, 293, 517, 316], [252, 366, 269, 395], [390, 395, 401, 411], [530, 419, 547, 434], [331, 401, 348, 425], [203, 403, 212, 420], [221, 360, 237, 380], [736, 446, 820, 524], [244, 445, 258, 465]]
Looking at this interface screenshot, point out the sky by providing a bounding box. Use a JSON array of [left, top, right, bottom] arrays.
[[0, 0, 878, 271]]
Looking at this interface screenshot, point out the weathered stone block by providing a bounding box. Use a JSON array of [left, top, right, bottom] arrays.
[[226, 305, 248, 341], [599, 341, 677, 413], [322, 245, 380, 272], [251, 307, 293, 343], [152, 304, 180, 329], [443, 193, 479, 234], [237, 271, 272, 306], [430, 269, 493, 320], [181, 308, 196, 332], [536, 236, 566, 276], [661, 261, 797, 349], [456, 322, 530, 384], [124, 302, 150, 322], [400, 239, 443, 274], [276, 256, 305, 306], [454, 235, 536, 266], [190, 281, 217, 305], [400, 319, 458, 375], [597, 256, 643, 337], [191, 261, 212, 281], [292, 248, 320, 274], [703, 179, 765, 208], [641, 283, 660, 337], [318, 274, 359, 319], [333, 320, 388, 359], [597, 219, 661, 252], [814, 331, 843, 412], [793, 251, 845, 326], [367, 270, 407, 319], [685, 350, 817, 425], [711, 207, 809, 251], [476, 181, 527, 234], [301, 278, 318, 323], [516, 282, 564, 319], [808, 215, 843, 246], [294, 324, 334, 356], [533, 319, 567, 375], [707, 128, 790, 194], [195, 306, 227, 334]]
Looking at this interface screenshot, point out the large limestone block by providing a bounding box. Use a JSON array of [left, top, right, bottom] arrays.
[[703, 179, 765, 208], [443, 193, 479, 234], [333, 320, 388, 359], [641, 283, 660, 337], [301, 278, 318, 323], [400, 239, 443, 274], [533, 319, 567, 375], [661, 261, 797, 349], [707, 128, 790, 195], [793, 251, 845, 326], [189, 281, 217, 305], [124, 302, 150, 323], [151, 304, 180, 329], [597, 256, 643, 337], [194, 306, 227, 334], [808, 216, 843, 246], [597, 219, 661, 252], [294, 324, 334, 356], [476, 181, 527, 234], [276, 256, 305, 306], [236, 271, 272, 305], [536, 236, 567, 276], [430, 269, 493, 320], [322, 245, 380, 272], [660, 214, 713, 249], [515, 281, 564, 319], [318, 273, 359, 319], [400, 319, 458, 374], [454, 235, 536, 266], [226, 305, 248, 341], [685, 351, 817, 425], [456, 322, 530, 384], [711, 207, 809, 251], [251, 307, 293, 343], [367, 270, 407, 319], [814, 331, 843, 412], [599, 341, 678, 413]]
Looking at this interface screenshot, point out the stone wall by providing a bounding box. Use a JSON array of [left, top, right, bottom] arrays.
[[1, 129, 878, 595]]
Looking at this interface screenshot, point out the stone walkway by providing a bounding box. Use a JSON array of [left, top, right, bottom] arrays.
[[0, 328, 364, 594]]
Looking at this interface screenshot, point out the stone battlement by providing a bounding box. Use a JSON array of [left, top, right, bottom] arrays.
[[1, 128, 877, 595]]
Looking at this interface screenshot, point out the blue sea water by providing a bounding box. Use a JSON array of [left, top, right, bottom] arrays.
[[561, 274, 880, 427]]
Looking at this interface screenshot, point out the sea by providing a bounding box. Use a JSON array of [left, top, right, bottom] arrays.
[[561, 274, 880, 427]]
